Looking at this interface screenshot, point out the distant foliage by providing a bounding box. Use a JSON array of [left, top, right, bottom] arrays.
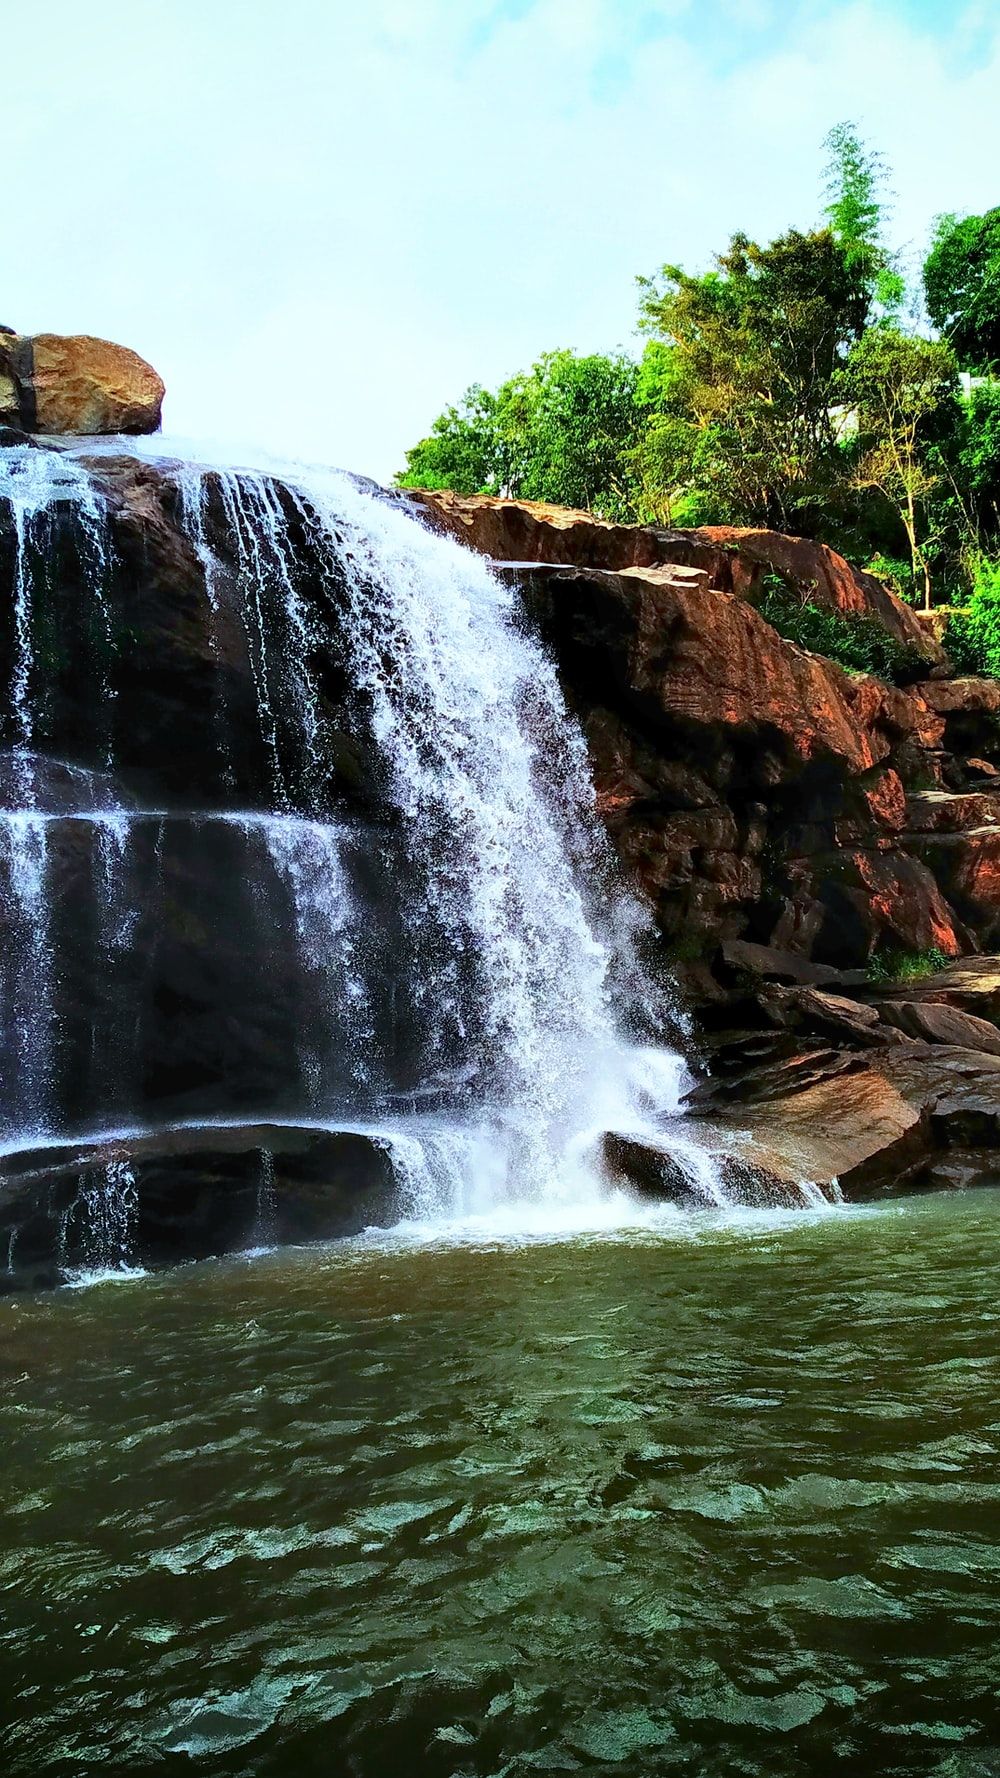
[[755, 575, 921, 684], [944, 556, 1000, 678], [924, 210, 1000, 373], [841, 327, 960, 610], [398, 123, 1000, 628], [960, 382, 1000, 535], [397, 350, 642, 520]]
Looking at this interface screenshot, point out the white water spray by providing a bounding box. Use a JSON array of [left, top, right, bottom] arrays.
[[146, 442, 719, 1216], [0, 432, 760, 1240]]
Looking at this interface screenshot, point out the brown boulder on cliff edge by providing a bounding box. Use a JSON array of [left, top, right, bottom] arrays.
[[0, 332, 164, 435]]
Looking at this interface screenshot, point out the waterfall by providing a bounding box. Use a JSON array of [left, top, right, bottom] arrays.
[[3, 446, 110, 774], [0, 432, 735, 1255], [158, 446, 708, 1214], [0, 447, 112, 1137], [0, 813, 54, 1135], [256, 815, 371, 1105], [77, 1158, 140, 1274]]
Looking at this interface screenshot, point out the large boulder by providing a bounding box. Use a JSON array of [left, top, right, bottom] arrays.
[[0, 332, 164, 434], [600, 1129, 809, 1208], [915, 676, 1000, 760], [689, 1041, 1000, 1199], [0, 1123, 399, 1293]]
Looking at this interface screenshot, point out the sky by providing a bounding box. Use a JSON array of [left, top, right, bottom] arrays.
[[10, 0, 1000, 480]]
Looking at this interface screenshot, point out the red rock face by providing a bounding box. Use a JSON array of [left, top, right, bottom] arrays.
[[498, 558, 963, 966], [406, 492, 1000, 970], [407, 488, 946, 670], [690, 526, 932, 657]]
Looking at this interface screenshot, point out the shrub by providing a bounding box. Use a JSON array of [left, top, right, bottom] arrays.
[[863, 552, 919, 605], [754, 575, 921, 684], [867, 945, 950, 985], [944, 556, 1000, 677]]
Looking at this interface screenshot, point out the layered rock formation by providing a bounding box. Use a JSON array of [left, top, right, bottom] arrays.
[[408, 487, 1000, 1200], [409, 487, 945, 668]]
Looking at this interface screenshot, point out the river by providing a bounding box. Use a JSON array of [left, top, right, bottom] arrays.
[[3, 1192, 999, 1776]]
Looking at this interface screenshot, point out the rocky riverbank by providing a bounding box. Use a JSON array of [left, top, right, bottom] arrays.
[[409, 486, 1000, 1199]]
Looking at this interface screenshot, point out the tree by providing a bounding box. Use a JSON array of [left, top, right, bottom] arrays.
[[637, 227, 869, 530], [823, 121, 904, 312], [395, 385, 502, 494], [842, 328, 959, 609], [924, 209, 1000, 372], [397, 350, 642, 519], [960, 381, 1000, 538]]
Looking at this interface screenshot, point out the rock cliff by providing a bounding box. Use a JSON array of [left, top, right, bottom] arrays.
[[408, 486, 1000, 1199], [1, 338, 1000, 1288]]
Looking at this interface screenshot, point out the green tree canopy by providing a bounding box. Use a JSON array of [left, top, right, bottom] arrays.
[[637, 227, 869, 530], [397, 349, 641, 519], [924, 209, 1000, 372], [842, 327, 959, 608], [823, 120, 904, 312]]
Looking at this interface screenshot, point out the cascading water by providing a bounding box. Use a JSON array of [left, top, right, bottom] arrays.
[[0, 448, 112, 1137], [161, 443, 718, 1216], [75, 1158, 140, 1277], [0, 428, 753, 1279]]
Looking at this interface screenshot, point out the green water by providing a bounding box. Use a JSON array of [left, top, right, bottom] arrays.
[[3, 1196, 1000, 1778]]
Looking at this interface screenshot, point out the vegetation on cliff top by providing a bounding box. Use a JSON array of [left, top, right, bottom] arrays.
[[398, 126, 1000, 670], [754, 575, 922, 686]]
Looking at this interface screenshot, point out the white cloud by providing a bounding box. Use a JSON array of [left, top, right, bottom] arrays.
[[8, 0, 1000, 478]]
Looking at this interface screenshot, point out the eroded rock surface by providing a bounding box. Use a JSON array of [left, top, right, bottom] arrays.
[[409, 487, 945, 668], [0, 333, 164, 434], [408, 487, 1000, 1202]]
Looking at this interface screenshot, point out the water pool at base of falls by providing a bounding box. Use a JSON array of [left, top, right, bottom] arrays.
[[3, 1189, 1000, 1778]]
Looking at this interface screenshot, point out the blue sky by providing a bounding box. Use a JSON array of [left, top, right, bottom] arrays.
[[11, 0, 1000, 477]]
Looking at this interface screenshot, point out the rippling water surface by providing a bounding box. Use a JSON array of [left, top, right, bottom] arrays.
[[3, 1193, 1000, 1777]]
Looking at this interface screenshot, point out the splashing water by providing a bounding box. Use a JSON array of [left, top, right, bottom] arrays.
[[0, 431, 759, 1234], [148, 442, 716, 1214], [62, 1158, 142, 1284]]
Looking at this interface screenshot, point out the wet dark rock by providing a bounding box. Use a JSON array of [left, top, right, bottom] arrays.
[[0, 1124, 398, 1294], [600, 1130, 805, 1209], [601, 1131, 699, 1204], [719, 939, 868, 989], [755, 983, 890, 1048]]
